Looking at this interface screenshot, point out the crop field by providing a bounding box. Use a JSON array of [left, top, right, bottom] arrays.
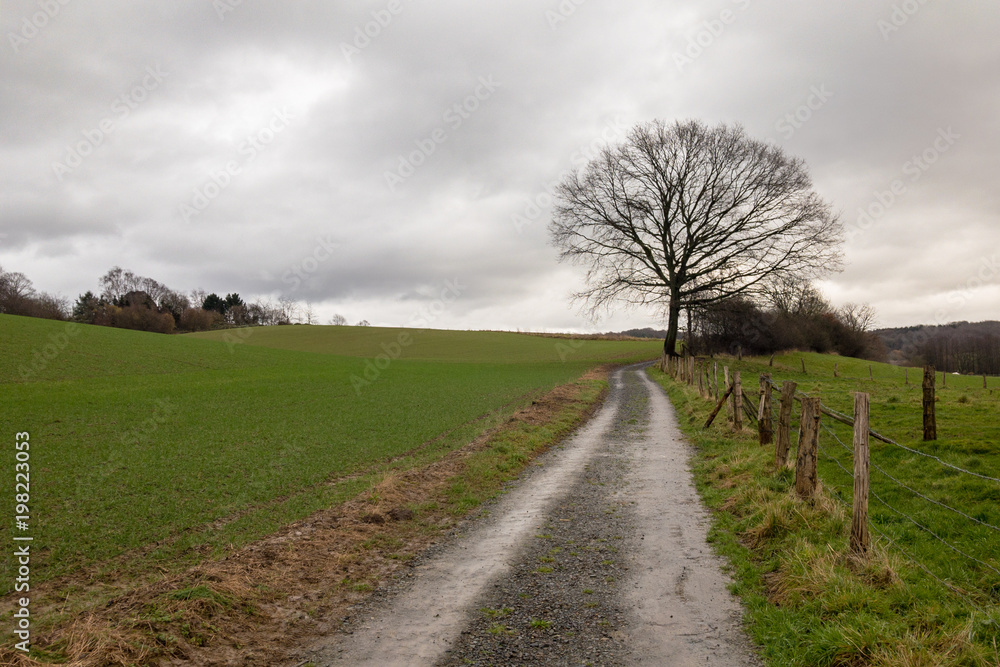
[[652, 353, 1000, 665], [188, 324, 652, 364], [0, 315, 660, 594]]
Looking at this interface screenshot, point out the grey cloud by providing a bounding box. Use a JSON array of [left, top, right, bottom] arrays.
[[2, 0, 998, 330]]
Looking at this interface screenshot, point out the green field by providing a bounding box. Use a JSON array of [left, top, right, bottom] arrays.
[[1, 316, 660, 589], [187, 324, 653, 364], [652, 352, 1000, 666]]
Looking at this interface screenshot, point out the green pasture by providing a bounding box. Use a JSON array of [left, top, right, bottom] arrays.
[[0, 315, 660, 588]]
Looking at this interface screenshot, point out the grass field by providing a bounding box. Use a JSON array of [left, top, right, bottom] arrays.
[[187, 324, 652, 364], [651, 352, 1000, 666], [0, 316, 660, 592]]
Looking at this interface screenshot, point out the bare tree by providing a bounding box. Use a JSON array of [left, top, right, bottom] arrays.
[[839, 302, 878, 333], [277, 295, 299, 324], [328, 313, 348, 326], [550, 119, 844, 356], [189, 288, 208, 309], [0, 267, 36, 303], [766, 277, 831, 318], [303, 302, 315, 325]]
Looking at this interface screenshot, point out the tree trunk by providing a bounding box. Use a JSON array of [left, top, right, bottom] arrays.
[[663, 298, 682, 357]]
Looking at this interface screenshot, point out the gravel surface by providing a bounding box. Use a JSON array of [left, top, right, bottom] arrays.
[[437, 369, 648, 666]]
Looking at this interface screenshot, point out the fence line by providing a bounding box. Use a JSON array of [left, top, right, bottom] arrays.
[[815, 434, 998, 617], [660, 354, 1000, 617], [770, 378, 1000, 484], [820, 419, 1000, 538]]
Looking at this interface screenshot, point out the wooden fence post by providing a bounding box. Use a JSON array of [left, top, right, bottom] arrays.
[[851, 392, 871, 557], [724, 367, 732, 423], [923, 366, 937, 441], [733, 371, 743, 432], [905, 368, 909, 386], [795, 397, 821, 499], [942, 370, 947, 388], [703, 384, 736, 429], [758, 374, 773, 446], [713, 362, 720, 400], [697, 361, 706, 398], [689, 357, 696, 386], [801, 358, 807, 374], [775, 381, 798, 468], [769, 354, 774, 367], [834, 362, 839, 378], [869, 365, 874, 381]]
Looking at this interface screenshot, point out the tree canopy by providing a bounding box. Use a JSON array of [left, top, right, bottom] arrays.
[[550, 119, 844, 355]]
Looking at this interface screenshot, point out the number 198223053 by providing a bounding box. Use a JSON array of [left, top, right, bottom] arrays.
[[15, 432, 30, 526]]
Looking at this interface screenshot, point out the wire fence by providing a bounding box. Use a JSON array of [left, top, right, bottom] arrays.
[[780, 377, 1000, 617], [664, 355, 1000, 619]]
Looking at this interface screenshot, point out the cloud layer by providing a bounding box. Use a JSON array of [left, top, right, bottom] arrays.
[[2, 0, 998, 330]]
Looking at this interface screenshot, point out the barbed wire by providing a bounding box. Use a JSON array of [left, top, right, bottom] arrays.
[[870, 460, 1000, 535], [819, 415, 1000, 535], [867, 521, 998, 620], [768, 378, 1000, 485], [868, 487, 1000, 580], [816, 435, 1000, 620], [665, 362, 1000, 617], [817, 440, 854, 480]]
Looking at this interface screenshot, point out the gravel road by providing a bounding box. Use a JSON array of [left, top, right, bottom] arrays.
[[299, 363, 761, 666]]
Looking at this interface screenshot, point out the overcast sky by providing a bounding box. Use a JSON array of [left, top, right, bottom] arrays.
[[2, 1, 998, 331]]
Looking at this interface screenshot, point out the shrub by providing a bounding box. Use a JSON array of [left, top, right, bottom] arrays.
[[179, 308, 222, 332]]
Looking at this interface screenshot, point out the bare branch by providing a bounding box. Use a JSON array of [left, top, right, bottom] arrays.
[[549, 119, 844, 354]]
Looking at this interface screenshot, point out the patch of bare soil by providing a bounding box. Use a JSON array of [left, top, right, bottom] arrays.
[[0, 368, 610, 667]]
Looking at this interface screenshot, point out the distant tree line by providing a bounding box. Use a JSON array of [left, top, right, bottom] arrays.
[[687, 279, 887, 361], [0, 265, 357, 335], [878, 321, 1000, 375], [0, 265, 68, 320]]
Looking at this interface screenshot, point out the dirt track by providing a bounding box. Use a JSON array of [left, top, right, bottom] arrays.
[[297, 364, 761, 666]]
